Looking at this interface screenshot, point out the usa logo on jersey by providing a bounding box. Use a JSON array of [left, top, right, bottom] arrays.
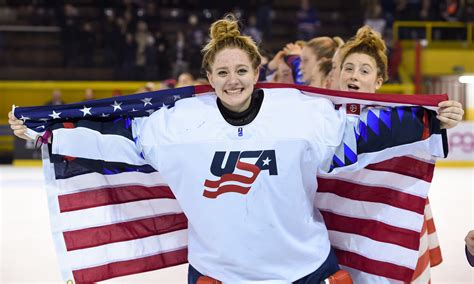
[[203, 150, 278, 198]]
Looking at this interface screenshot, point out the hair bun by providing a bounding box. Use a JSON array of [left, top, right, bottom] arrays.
[[201, 14, 261, 72], [343, 25, 388, 81], [355, 25, 386, 53], [210, 14, 240, 41]]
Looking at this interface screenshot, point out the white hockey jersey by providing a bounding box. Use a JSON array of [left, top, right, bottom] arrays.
[[133, 87, 345, 282]]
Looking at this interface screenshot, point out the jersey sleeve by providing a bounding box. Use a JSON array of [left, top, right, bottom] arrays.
[[320, 105, 448, 174], [51, 118, 147, 166], [132, 115, 156, 165], [131, 106, 176, 172]]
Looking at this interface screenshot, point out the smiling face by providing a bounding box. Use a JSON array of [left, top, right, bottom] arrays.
[[339, 52, 383, 93], [207, 48, 259, 112], [300, 46, 319, 83]]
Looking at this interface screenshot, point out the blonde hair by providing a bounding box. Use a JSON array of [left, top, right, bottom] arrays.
[[295, 40, 307, 48], [305, 36, 342, 77], [333, 36, 344, 48], [340, 25, 388, 81], [305, 36, 341, 61], [201, 14, 262, 72], [319, 57, 333, 77]]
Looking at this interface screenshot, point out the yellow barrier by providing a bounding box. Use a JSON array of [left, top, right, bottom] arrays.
[[393, 21, 473, 46], [12, 160, 43, 167], [466, 108, 474, 121], [436, 161, 474, 167], [400, 48, 474, 76], [392, 21, 474, 77], [378, 83, 415, 95], [0, 136, 13, 151]]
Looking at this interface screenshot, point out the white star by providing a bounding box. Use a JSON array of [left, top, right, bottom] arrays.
[[40, 118, 49, 122], [160, 103, 168, 109], [146, 109, 155, 115], [80, 106, 92, 116], [141, 98, 153, 107], [36, 125, 45, 129], [19, 115, 30, 122], [49, 110, 61, 119], [130, 108, 139, 112], [173, 95, 181, 101], [101, 113, 110, 117], [262, 157, 271, 166], [111, 101, 122, 111]]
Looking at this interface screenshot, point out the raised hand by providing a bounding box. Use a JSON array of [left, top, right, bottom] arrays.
[[438, 100, 464, 129], [283, 43, 302, 56], [8, 111, 34, 141]]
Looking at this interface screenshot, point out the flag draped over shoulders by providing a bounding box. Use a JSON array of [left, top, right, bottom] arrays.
[[14, 83, 448, 283]]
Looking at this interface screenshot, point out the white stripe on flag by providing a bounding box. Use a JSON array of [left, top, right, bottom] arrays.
[[428, 233, 440, 249], [56, 171, 166, 194], [425, 203, 433, 219], [340, 265, 403, 284], [315, 192, 424, 231], [60, 199, 183, 231], [52, 127, 147, 165], [67, 229, 188, 270], [329, 231, 419, 269], [412, 264, 431, 284], [329, 135, 445, 175], [419, 230, 429, 255], [319, 169, 431, 198]]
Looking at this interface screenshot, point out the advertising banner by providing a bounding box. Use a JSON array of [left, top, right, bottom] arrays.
[[441, 121, 474, 166]]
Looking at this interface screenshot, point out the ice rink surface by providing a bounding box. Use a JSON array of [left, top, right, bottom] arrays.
[[1, 165, 473, 283]]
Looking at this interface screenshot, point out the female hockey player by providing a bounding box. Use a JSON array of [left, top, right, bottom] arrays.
[[9, 15, 463, 284], [333, 25, 462, 283], [300, 36, 342, 88]]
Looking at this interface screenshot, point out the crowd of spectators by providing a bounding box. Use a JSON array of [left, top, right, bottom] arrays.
[[1, 0, 277, 80], [1, 0, 473, 81]]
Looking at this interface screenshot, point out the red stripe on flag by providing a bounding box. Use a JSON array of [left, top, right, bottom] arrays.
[[194, 85, 213, 94], [321, 211, 419, 250], [426, 218, 437, 235], [64, 213, 188, 251], [63, 122, 75, 128], [253, 82, 447, 106], [317, 178, 426, 214], [335, 248, 414, 282], [411, 247, 430, 281], [58, 185, 175, 213], [365, 156, 434, 182], [72, 248, 188, 283], [61, 121, 76, 161], [429, 246, 443, 267]]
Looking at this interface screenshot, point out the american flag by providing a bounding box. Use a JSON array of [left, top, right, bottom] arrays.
[[14, 83, 447, 283]]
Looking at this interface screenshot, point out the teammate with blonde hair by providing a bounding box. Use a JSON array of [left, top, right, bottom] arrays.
[[301, 36, 341, 88], [337, 25, 463, 282], [326, 37, 344, 90]]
